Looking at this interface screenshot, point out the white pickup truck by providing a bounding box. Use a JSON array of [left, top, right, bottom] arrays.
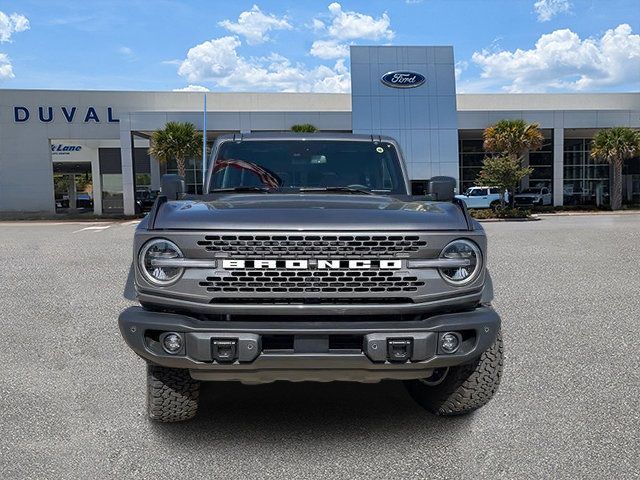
[[514, 187, 552, 207], [455, 187, 507, 210]]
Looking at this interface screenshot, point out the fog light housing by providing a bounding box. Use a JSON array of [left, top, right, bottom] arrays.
[[162, 332, 183, 354], [440, 332, 460, 354]]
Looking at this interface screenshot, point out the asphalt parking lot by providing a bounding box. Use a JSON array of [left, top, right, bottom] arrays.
[[1, 214, 638, 479]]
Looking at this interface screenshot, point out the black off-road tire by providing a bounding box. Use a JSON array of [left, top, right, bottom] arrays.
[[405, 330, 503, 415], [147, 364, 200, 422]]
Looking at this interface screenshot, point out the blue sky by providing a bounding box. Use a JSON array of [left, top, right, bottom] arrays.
[[0, 0, 638, 93]]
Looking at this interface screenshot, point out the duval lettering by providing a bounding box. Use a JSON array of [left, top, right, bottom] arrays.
[[13, 106, 119, 123]]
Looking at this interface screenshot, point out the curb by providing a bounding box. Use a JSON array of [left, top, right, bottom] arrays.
[[535, 211, 640, 217], [475, 217, 540, 222]]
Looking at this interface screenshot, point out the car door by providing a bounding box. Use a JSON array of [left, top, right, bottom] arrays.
[[460, 189, 477, 208], [477, 188, 490, 208], [541, 188, 551, 205], [467, 188, 488, 208]]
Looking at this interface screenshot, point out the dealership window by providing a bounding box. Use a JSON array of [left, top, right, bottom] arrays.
[[563, 138, 610, 205], [528, 135, 554, 188], [459, 139, 493, 193], [623, 155, 640, 205], [162, 156, 203, 194], [159, 138, 215, 195], [460, 130, 553, 194], [99, 148, 124, 213], [52, 162, 94, 214]]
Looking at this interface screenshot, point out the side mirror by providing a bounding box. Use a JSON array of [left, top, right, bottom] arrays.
[[160, 174, 185, 200], [427, 176, 456, 201], [410, 180, 428, 196]]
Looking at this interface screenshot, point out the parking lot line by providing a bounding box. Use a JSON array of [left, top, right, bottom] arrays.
[[72, 224, 112, 233]]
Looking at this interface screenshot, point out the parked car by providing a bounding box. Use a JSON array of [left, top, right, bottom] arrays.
[[514, 187, 552, 207], [76, 192, 93, 209], [455, 186, 507, 210], [136, 188, 159, 213]]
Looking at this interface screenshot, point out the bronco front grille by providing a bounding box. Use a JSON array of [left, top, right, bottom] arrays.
[[196, 234, 427, 258], [198, 270, 426, 294]]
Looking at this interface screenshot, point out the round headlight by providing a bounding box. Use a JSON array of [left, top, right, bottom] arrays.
[[439, 239, 482, 286], [139, 239, 184, 286]]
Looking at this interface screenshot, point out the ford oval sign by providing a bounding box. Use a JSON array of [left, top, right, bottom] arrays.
[[380, 71, 426, 89]]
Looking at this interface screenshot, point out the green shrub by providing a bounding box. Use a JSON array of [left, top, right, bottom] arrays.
[[291, 124, 317, 133], [469, 207, 531, 219]]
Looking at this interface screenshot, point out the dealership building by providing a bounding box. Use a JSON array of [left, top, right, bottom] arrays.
[[1, 45, 639, 215]]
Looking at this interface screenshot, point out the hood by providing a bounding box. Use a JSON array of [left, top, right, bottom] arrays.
[[151, 194, 469, 231]]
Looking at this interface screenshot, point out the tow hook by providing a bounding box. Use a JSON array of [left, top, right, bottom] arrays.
[[212, 339, 238, 363], [387, 338, 413, 363], [363, 332, 437, 363]]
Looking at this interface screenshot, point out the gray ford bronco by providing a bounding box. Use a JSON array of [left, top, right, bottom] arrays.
[[119, 133, 503, 422]]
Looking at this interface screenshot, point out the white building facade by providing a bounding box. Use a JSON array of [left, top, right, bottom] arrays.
[[0, 45, 638, 215]]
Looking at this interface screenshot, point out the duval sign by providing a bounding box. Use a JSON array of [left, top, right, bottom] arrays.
[[13, 106, 119, 123], [380, 71, 426, 89]]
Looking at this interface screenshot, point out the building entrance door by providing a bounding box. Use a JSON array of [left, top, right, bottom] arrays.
[[52, 162, 94, 214]]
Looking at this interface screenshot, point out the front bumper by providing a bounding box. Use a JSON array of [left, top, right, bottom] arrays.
[[118, 306, 501, 383], [514, 198, 538, 205]]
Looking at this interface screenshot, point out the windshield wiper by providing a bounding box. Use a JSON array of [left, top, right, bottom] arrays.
[[298, 186, 374, 195], [211, 186, 272, 193]]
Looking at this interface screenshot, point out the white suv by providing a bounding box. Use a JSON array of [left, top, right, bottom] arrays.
[[455, 187, 507, 209]]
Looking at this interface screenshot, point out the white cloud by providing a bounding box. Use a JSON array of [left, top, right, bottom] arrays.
[[324, 3, 394, 41], [471, 24, 640, 92], [454, 60, 468, 82], [0, 11, 29, 42], [218, 5, 291, 45], [308, 3, 394, 60], [0, 52, 14, 80], [178, 36, 242, 82], [309, 40, 349, 60], [310, 18, 325, 32], [173, 85, 210, 92], [533, 0, 571, 22], [177, 35, 350, 92], [0, 11, 28, 81], [118, 46, 136, 61]]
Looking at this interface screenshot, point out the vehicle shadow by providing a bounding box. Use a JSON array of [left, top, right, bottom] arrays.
[[151, 380, 474, 444]]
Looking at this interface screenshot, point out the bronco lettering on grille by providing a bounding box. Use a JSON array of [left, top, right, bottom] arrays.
[[221, 259, 402, 270]]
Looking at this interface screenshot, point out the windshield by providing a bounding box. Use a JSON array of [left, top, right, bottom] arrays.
[[520, 188, 541, 194], [209, 140, 406, 194]]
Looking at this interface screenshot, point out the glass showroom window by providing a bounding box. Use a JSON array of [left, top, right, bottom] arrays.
[[563, 138, 610, 205], [624, 157, 640, 205], [163, 157, 203, 194], [102, 174, 124, 213], [459, 139, 496, 193], [160, 141, 212, 195], [528, 133, 553, 189]]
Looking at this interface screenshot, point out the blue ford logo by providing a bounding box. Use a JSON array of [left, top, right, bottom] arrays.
[[380, 71, 426, 88]]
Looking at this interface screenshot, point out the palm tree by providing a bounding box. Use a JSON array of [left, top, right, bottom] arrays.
[[483, 119, 544, 160], [590, 127, 640, 210], [483, 119, 544, 205], [148, 122, 202, 178]]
